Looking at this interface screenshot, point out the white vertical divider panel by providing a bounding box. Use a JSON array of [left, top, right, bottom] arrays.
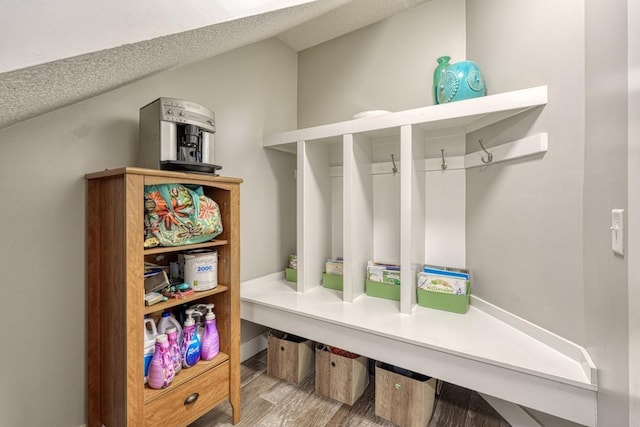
[[343, 134, 374, 302], [400, 125, 426, 314], [297, 140, 332, 292]]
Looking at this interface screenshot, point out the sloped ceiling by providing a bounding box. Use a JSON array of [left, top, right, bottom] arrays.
[[0, 0, 428, 130]]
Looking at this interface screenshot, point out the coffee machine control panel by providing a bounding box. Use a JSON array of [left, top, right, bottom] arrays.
[[158, 98, 215, 133]]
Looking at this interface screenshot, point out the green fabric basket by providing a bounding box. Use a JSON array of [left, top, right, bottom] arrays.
[[322, 273, 343, 290], [416, 283, 470, 314], [365, 279, 400, 301], [285, 268, 297, 283]]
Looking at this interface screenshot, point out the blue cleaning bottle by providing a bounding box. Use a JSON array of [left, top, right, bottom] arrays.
[[181, 309, 201, 368]]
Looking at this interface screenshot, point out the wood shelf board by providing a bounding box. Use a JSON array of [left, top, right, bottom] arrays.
[[85, 167, 243, 184], [143, 285, 229, 315], [143, 239, 228, 255], [143, 352, 229, 404], [263, 86, 547, 147], [240, 275, 596, 426]]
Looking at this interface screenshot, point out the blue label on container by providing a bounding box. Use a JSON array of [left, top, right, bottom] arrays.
[[144, 353, 153, 377], [184, 341, 201, 367]]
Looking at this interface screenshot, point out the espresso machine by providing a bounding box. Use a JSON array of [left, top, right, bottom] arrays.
[[138, 97, 221, 174]]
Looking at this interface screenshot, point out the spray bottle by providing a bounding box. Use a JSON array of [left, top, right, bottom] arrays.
[[181, 309, 201, 368], [200, 303, 220, 361]]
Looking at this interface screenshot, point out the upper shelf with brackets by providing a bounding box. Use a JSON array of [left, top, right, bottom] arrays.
[[263, 86, 548, 153]]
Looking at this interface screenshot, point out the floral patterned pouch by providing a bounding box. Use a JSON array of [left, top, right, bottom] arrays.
[[143, 184, 223, 248]]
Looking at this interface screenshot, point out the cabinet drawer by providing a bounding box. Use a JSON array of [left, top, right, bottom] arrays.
[[144, 361, 230, 427]]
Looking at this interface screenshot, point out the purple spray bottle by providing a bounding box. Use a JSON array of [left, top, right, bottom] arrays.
[[200, 303, 220, 361]]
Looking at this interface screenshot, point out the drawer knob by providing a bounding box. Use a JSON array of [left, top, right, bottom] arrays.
[[184, 392, 200, 406], [331, 362, 336, 367], [281, 346, 285, 351]]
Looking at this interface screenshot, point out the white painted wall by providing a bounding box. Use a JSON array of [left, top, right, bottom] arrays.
[[298, 0, 589, 344], [465, 0, 586, 345], [297, 0, 466, 128], [0, 0, 322, 73], [465, 2, 631, 425], [0, 38, 297, 426], [297, 1, 631, 425], [297, 0, 587, 342], [584, 0, 629, 425], [629, 0, 639, 424]]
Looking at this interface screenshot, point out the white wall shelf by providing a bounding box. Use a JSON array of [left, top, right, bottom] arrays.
[[254, 85, 598, 425], [263, 85, 548, 151]]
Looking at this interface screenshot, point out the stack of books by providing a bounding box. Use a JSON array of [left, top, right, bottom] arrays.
[[417, 265, 470, 295], [367, 261, 401, 286], [325, 258, 343, 275]]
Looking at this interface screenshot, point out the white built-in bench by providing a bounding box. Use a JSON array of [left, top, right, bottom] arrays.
[[241, 273, 597, 426]]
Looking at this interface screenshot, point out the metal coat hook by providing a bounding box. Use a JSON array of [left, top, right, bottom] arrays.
[[478, 139, 493, 164], [391, 154, 398, 175], [440, 149, 448, 170]]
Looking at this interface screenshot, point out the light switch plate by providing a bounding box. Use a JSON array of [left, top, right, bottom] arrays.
[[611, 209, 624, 255]]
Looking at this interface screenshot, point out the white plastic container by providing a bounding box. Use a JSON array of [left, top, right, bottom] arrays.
[[143, 318, 158, 384], [183, 250, 218, 291], [157, 312, 183, 344]]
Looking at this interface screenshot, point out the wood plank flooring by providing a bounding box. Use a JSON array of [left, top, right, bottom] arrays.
[[189, 350, 511, 427]]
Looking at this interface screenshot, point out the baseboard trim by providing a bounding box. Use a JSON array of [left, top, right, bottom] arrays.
[[240, 331, 268, 363]]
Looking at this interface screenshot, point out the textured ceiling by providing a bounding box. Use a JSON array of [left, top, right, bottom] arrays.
[[0, 0, 428, 130]]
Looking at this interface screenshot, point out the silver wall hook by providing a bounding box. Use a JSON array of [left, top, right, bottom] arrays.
[[391, 154, 398, 175], [440, 149, 448, 170], [479, 139, 493, 164]]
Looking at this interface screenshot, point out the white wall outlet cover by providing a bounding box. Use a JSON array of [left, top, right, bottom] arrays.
[[611, 209, 624, 255]]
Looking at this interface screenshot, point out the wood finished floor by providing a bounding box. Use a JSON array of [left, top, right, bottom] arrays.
[[189, 350, 511, 427]]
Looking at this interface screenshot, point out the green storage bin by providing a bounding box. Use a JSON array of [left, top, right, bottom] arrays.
[[416, 284, 470, 314], [366, 279, 400, 301], [285, 268, 297, 283], [322, 273, 343, 290]]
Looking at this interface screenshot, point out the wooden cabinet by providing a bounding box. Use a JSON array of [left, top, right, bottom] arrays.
[[86, 167, 241, 427]]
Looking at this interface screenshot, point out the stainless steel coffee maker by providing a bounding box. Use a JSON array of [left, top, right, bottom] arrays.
[[138, 97, 221, 174]]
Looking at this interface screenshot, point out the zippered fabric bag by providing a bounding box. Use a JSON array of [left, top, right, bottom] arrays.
[[143, 184, 223, 248]]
